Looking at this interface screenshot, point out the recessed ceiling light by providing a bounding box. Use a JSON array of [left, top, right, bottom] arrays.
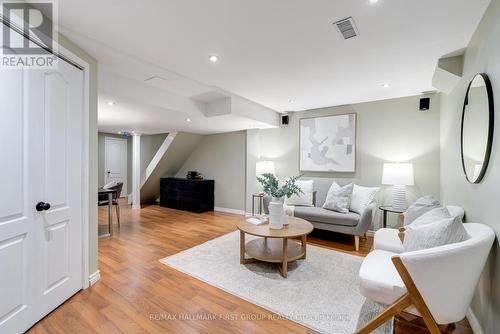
[[186, 118, 191, 122], [369, 0, 379, 4], [208, 55, 219, 63], [382, 83, 390, 88], [289, 99, 296, 104], [106, 101, 115, 106]]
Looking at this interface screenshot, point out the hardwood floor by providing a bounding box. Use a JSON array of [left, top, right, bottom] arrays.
[[28, 201, 472, 334]]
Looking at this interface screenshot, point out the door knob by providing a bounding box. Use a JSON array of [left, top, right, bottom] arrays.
[[36, 202, 51, 212]]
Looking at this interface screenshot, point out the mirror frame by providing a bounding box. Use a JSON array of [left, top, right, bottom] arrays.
[[460, 73, 495, 184]]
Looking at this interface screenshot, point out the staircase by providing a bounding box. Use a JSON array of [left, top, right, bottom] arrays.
[[140, 132, 203, 202]]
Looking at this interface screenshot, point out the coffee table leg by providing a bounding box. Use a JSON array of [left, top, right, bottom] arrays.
[[240, 231, 245, 264], [301, 235, 307, 259], [281, 238, 288, 278]]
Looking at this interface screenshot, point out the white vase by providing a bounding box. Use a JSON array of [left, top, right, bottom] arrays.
[[282, 215, 289, 226], [268, 201, 284, 229]]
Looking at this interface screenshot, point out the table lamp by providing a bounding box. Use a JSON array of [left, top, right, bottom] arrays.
[[382, 163, 414, 211]]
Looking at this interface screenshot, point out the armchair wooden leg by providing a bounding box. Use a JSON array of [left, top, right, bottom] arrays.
[[392, 256, 441, 334], [354, 235, 360, 251], [355, 293, 412, 334]]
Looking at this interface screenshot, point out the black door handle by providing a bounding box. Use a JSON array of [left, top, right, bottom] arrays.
[[36, 202, 51, 212]]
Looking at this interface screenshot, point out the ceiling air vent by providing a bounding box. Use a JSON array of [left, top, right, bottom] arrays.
[[334, 17, 359, 40]]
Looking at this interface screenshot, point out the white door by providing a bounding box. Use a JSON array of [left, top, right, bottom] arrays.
[[104, 137, 127, 197], [0, 43, 84, 333]]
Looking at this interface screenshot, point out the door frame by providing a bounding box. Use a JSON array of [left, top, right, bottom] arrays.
[[55, 43, 91, 290], [104, 136, 128, 197]]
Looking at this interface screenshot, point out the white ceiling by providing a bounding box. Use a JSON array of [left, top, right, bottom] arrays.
[[97, 94, 276, 135], [58, 0, 490, 127]]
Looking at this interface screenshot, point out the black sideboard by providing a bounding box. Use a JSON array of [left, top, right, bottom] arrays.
[[160, 178, 214, 213]]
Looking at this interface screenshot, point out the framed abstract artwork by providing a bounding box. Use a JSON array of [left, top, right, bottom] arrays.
[[299, 113, 356, 172]]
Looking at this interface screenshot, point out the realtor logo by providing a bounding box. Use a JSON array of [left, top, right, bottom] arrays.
[[1, 0, 58, 68]]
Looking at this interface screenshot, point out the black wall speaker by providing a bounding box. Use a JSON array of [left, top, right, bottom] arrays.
[[419, 97, 430, 111], [281, 115, 289, 126]]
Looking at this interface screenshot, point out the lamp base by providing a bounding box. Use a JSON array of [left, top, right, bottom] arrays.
[[392, 185, 407, 211]]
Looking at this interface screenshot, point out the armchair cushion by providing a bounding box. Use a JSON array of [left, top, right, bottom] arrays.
[[404, 195, 441, 225], [359, 250, 406, 305], [374, 228, 404, 253], [410, 206, 451, 227], [403, 216, 470, 252]]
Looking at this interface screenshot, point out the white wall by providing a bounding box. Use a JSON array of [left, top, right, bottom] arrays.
[[440, 0, 500, 332], [247, 94, 441, 228], [176, 131, 247, 211]]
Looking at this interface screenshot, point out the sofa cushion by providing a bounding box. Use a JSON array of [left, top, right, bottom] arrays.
[[307, 178, 333, 207], [285, 179, 314, 206], [322, 182, 353, 213], [294, 206, 360, 226], [373, 228, 404, 253], [350, 184, 380, 214], [359, 250, 407, 305]]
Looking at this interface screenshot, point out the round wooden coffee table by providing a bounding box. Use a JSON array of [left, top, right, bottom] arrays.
[[236, 216, 313, 278]]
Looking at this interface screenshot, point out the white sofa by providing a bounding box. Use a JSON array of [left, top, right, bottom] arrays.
[[356, 222, 495, 334], [373, 205, 465, 253]]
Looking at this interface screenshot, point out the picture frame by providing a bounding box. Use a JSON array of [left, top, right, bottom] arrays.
[[299, 113, 357, 172]]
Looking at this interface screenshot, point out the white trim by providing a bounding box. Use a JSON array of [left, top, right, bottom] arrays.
[[89, 270, 101, 286], [214, 207, 245, 215], [56, 44, 91, 291], [466, 308, 484, 334], [132, 133, 141, 209]]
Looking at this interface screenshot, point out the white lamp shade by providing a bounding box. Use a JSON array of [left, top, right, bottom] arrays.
[[256, 161, 275, 176], [382, 163, 414, 186]]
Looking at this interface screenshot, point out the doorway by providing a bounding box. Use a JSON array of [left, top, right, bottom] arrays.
[[104, 137, 128, 197]]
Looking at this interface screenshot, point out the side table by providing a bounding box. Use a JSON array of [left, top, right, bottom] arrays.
[[379, 206, 405, 228], [252, 193, 265, 216]]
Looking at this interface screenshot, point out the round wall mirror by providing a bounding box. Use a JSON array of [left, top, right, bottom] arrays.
[[461, 73, 494, 184]]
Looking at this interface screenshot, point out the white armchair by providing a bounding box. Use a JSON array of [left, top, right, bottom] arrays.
[[373, 205, 465, 253], [356, 223, 495, 334]]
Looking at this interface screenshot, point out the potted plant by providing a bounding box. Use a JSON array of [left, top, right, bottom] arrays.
[[256, 173, 303, 229]]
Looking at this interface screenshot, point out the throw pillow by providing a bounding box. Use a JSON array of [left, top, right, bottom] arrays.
[[350, 184, 380, 214], [410, 206, 451, 227], [285, 179, 314, 206], [323, 182, 353, 213], [404, 195, 441, 226], [403, 216, 470, 252]]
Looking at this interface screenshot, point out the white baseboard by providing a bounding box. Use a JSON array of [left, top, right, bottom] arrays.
[[89, 270, 101, 286], [214, 207, 245, 215], [366, 230, 375, 237], [466, 308, 484, 334]]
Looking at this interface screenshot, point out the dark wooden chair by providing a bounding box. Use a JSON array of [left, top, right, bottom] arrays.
[[98, 182, 123, 227]]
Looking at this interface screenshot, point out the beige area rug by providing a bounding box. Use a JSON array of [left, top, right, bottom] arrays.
[[160, 231, 392, 334]]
